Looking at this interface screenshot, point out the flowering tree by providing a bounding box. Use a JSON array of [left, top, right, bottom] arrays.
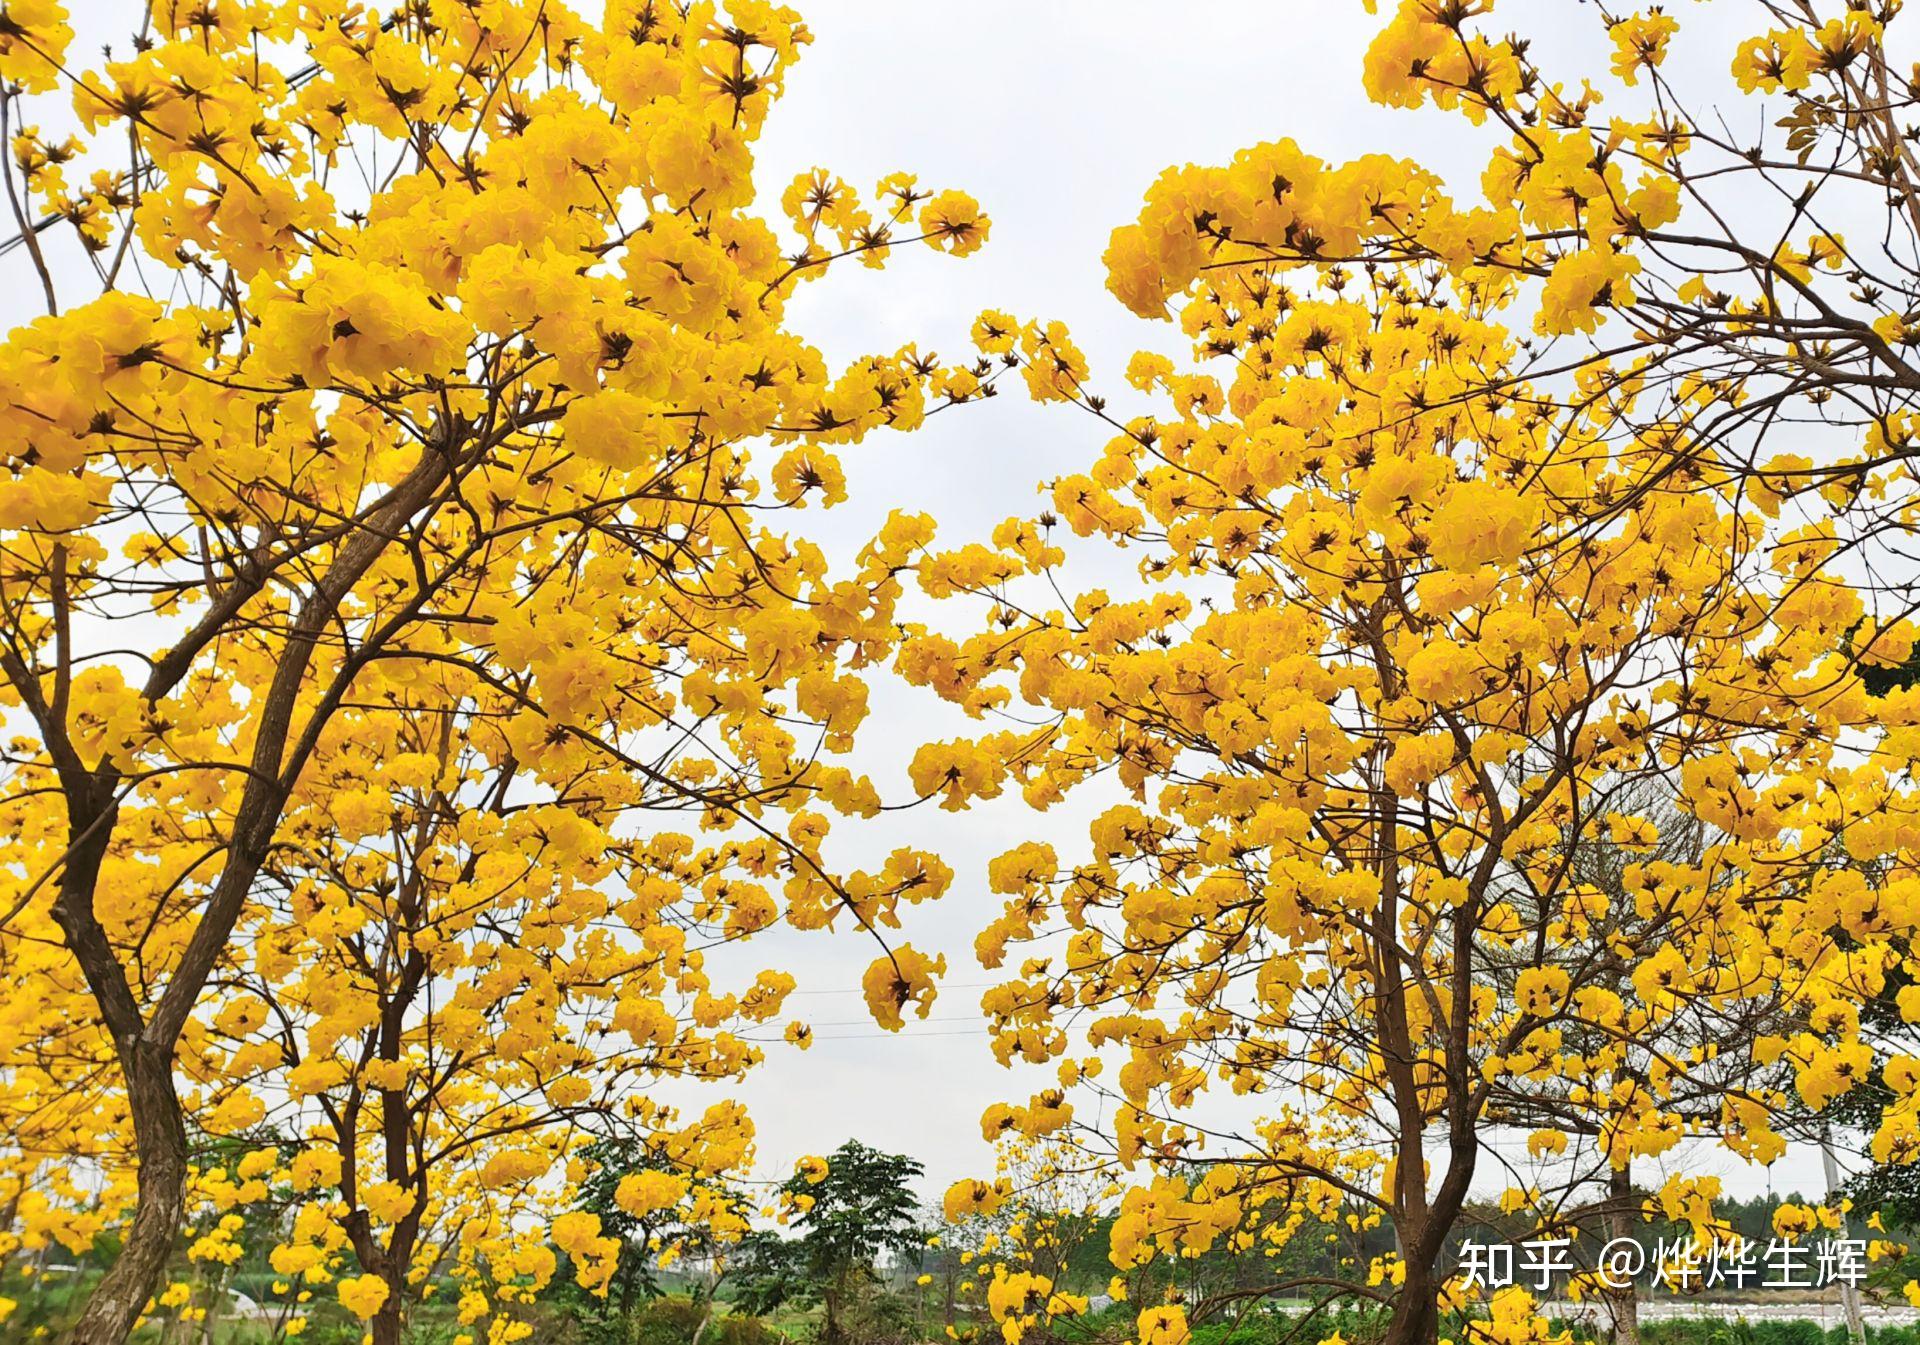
[[901, 6, 1920, 1342], [933, 1135, 1104, 1345], [0, 2, 991, 1341]]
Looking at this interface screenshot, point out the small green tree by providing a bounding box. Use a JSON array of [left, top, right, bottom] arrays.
[[735, 1141, 926, 1345], [550, 1136, 754, 1345]]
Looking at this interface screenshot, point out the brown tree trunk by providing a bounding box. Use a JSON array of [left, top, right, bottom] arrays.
[[1382, 1081, 1478, 1345], [824, 1267, 844, 1345], [370, 1288, 404, 1345], [1607, 1163, 1638, 1345], [46, 439, 457, 1345], [340, 1203, 413, 1345], [1382, 1259, 1440, 1345], [62, 1041, 188, 1345]]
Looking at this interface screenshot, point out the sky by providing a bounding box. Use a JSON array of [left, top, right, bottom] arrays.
[[702, 0, 1466, 1201], [702, 0, 1839, 1209], [2, 0, 1848, 1213]]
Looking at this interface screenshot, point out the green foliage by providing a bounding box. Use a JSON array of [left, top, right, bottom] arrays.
[[626, 1296, 782, 1345], [1044, 1300, 1388, 1345], [782, 1141, 927, 1285], [734, 1139, 927, 1345], [732, 1231, 821, 1321], [1633, 1321, 1920, 1345], [544, 1137, 755, 1344]]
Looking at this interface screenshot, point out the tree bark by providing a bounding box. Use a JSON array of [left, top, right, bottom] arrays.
[[690, 1301, 717, 1345], [370, 1288, 404, 1345], [1382, 1258, 1440, 1345], [1607, 1163, 1638, 1345], [824, 1266, 844, 1345], [195, 1270, 227, 1345], [1821, 1122, 1866, 1345], [61, 1040, 188, 1345], [48, 442, 457, 1345]]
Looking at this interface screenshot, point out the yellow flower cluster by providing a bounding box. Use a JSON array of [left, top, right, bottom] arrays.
[[0, 0, 995, 1340]]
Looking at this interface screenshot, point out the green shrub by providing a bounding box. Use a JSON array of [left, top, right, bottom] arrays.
[[628, 1297, 782, 1345]]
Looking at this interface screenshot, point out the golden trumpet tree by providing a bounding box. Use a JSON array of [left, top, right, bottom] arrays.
[[0, 2, 990, 1342], [919, 305, 1911, 1345], [906, 42, 1920, 1339], [193, 696, 846, 1344], [934, 1135, 1107, 1345]]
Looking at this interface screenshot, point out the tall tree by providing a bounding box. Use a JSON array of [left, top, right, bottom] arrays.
[[905, 102, 1920, 1345], [548, 1134, 756, 1345], [0, 2, 990, 1341]]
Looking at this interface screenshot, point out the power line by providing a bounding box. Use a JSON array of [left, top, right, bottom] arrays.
[[809, 1029, 992, 1040], [777, 1017, 980, 1027], [783, 981, 1004, 996], [746, 1027, 994, 1043]]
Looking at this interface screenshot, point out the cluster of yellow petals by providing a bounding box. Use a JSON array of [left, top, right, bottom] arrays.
[[0, 0, 994, 1339], [918, 2, 1920, 1338]]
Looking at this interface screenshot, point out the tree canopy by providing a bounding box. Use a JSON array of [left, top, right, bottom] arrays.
[[904, 6, 1920, 1345], [17, 6, 1920, 1345], [0, 2, 987, 1341]]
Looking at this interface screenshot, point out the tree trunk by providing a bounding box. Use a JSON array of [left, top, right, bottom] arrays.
[[1606, 1163, 1638, 1345], [49, 438, 457, 1345], [1821, 1122, 1866, 1345], [824, 1267, 843, 1345], [690, 1301, 717, 1345], [370, 1292, 404, 1345], [62, 1041, 188, 1345], [1382, 1260, 1440, 1345], [195, 1271, 226, 1345]]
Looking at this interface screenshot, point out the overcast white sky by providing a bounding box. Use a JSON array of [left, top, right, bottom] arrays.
[[714, 1, 1470, 1202], [6, 1, 1844, 1211], [718, 0, 1835, 1208]]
